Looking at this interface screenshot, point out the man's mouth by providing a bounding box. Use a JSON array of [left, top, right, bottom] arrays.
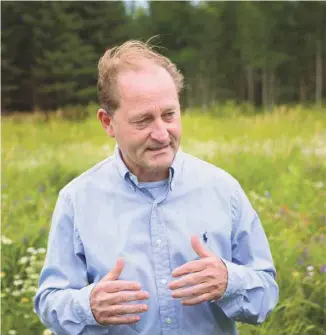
[[148, 144, 170, 151]]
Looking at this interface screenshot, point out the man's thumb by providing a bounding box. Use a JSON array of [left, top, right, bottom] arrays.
[[191, 235, 212, 258], [102, 258, 124, 281]]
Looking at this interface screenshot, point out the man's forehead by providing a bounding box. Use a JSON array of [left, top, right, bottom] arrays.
[[118, 63, 171, 86], [117, 64, 177, 101]]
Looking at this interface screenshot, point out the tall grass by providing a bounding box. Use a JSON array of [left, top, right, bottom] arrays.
[[2, 105, 325, 335]]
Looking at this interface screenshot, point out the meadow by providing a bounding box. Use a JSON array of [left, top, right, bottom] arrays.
[[1, 104, 326, 335]]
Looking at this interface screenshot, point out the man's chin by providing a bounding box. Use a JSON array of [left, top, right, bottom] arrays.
[[143, 147, 176, 169], [146, 156, 173, 172]]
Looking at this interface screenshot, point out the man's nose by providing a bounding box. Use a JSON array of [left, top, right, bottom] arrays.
[[150, 120, 169, 143]]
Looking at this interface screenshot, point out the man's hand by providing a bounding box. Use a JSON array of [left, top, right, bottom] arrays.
[[90, 258, 149, 325], [168, 235, 228, 306]]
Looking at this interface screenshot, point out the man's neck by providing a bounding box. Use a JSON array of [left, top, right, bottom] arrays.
[[119, 149, 169, 182], [135, 169, 169, 182]]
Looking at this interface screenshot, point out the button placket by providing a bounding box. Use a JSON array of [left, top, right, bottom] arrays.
[[150, 203, 179, 334]]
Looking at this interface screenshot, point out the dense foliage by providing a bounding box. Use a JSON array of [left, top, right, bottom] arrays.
[[1, 1, 326, 112]]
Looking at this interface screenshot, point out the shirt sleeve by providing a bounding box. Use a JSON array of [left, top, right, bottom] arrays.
[[33, 191, 111, 335], [214, 182, 279, 324]]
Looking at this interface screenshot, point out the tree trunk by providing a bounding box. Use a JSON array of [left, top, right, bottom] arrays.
[[315, 39, 322, 107], [299, 76, 307, 102], [199, 60, 208, 111], [268, 70, 274, 110], [246, 66, 254, 104], [262, 67, 268, 109]]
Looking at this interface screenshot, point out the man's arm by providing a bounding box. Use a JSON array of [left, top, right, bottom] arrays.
[[34, 191, 149, 335], [215, 182, 279, 324], [33, 191, 107, 334]]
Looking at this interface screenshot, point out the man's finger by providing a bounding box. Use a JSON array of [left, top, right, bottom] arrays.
[[171, 259, 206, 278], [171, 282, 209, 299], [109, 290, 149, 305], [182, 292, 213, 306], [107, 303, 148, 317], [106, 315, 141, 325], [98, 280, 142, 293], [102, 258, 124, 281], [169, 270, 207, 290], [191, 235, 213, 258]]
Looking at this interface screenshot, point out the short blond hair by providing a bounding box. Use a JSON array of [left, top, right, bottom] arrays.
[[97, 39, 184, 115]]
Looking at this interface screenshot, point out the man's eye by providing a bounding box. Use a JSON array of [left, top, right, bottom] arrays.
[[163, 112, 175, 119], [135, 119, 150, 127]]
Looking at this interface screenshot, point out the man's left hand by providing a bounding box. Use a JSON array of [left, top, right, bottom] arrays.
[[168, 235, 228, 306]]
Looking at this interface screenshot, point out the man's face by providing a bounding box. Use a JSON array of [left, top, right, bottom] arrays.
[[101, 64, 182, 181]]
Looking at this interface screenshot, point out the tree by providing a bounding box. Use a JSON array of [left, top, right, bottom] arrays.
[[24, 1, 97, 109]]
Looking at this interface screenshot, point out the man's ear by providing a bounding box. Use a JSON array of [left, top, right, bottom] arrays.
[[97, 109, 115, 138]]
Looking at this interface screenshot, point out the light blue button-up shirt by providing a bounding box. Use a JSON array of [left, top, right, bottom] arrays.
[[34, 146, 279, 335]]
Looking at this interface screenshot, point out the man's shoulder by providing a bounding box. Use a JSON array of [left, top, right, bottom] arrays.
[[59, 155, 116, 198], [181, 151, 239, 189]]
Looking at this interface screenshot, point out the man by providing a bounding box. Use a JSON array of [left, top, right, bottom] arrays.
[[34, 40, 278, 335]]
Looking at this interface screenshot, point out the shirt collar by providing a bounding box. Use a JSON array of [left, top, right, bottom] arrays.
[[113, 143, 183, 191]]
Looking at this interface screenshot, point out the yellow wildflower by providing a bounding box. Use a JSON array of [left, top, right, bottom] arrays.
[[292, 271, 300, 278]]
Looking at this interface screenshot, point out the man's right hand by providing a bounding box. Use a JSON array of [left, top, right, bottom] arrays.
[[90, 258, 149, 325]]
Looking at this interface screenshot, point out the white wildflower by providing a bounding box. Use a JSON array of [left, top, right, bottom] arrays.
[[307, 265, 314, 271], [314, 181, 324, 189], [19, 257, 29, 264], [37, 247, 46, 254], [12, 290, 21, 297], [27, 247, 37, 254], [43, 329, 53, 335], [1, 235, 13, 245], [9, 330, 17, 335], [26, 267, 34, 273], [13, 279, 24, 286]]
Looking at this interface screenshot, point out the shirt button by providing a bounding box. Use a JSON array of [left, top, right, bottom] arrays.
[[156, 239, 162, 246], [166, 318, 172, 324], [161, 279, 167, 285]]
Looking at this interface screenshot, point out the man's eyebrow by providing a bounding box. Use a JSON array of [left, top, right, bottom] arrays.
[[130, 112, 152, 121], [162, 107, 177, 112], [130, 106, 178, 121]]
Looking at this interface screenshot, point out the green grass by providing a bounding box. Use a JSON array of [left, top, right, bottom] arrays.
[[1, 105, 326, 335]]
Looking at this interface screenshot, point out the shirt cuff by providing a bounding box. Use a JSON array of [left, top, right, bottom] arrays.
[[73, 284, 116, 333], [73, 282, 116, 329], [219, 259, 245, 300], [208, 259, 245, 320], [72, 283, 98, 325]]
